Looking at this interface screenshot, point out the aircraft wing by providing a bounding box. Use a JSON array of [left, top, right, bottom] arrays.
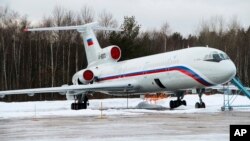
[[0, 80, 138, 97]]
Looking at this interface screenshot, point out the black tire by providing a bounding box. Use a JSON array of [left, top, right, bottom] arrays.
[[201, 102, 206, 108], [71, 103, 87, 110], [182, 100, 187, 106], [81, 103, 87, 109], [71, 103, 77, 110], [170, 100, 175, 109], [195, 102, 200, 108]]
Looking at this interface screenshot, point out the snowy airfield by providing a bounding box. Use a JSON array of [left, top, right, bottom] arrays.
[[1, 94, 250, 141]]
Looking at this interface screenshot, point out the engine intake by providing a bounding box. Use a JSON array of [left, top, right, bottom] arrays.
[[83, 70, 94, 81], [99, 45, 121, 62], [110, 46, 121, 60], [77, 69, 94, 84]]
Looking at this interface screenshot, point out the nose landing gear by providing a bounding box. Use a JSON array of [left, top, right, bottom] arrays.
[[195, 88, 206, 108]]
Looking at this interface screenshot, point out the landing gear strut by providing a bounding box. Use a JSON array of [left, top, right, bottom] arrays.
[[170, 91, 187, 109], [71, 94, 89, 110], [195, 88, 206, 108]]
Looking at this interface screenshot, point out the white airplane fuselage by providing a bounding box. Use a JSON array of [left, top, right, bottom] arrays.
[[73, 47, 236, 93]]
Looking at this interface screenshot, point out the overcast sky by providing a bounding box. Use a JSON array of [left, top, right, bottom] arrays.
[[1, 0, 249, 36]]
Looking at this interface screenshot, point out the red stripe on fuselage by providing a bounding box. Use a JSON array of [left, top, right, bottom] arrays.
[[98, 67, 211, 86], [175, 69, 208, 86]]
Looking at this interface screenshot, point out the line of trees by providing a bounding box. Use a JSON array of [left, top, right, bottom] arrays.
[[0, 6, 249, 101]]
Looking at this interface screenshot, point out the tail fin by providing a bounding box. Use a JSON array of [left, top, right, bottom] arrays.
[[25, 22, 122, 66], [79, 24, 102, 66]]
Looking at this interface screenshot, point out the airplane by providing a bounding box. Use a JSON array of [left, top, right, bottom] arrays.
[[0, 22, 236, 110]]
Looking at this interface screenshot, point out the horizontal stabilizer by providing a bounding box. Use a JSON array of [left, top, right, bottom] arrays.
[[94, 26, 123, 31], [24, 22, 122, 32]]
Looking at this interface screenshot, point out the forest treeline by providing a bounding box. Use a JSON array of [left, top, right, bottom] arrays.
[[0, 6, 250, 101]]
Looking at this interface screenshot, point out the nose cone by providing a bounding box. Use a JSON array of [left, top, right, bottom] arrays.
[[221, 60, 236, 83], [208, 60, 237, 85]]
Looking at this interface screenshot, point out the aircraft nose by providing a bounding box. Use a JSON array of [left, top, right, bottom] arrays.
[[212, 60, 237, 84], [223, 60, 236, 81]]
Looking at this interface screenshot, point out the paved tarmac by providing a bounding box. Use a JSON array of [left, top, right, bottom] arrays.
[[0, 111, 250, 141]]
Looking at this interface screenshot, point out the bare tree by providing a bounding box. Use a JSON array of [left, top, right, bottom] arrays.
[[98, 10, 117, 27], [79, 5, 94, 24], [97, 10, 118, 46], [53, 6, 65, 26], [0, 7, 19, 90], [62, 10, 76, 83], [160, 21, 170, 52]]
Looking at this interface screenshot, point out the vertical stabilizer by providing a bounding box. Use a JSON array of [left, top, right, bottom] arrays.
[[79, 27, 102, 66]]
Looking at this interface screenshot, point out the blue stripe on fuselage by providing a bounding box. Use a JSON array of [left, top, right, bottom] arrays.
[[98, 66, 213, 86]]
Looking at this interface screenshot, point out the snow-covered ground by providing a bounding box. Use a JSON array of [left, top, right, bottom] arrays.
[[1, 94, 250, 141], [1, 94, 250, 119]]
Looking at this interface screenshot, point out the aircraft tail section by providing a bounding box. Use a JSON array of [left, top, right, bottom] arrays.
[[80, 26, 102, 66], [25, 22, 122, 66]]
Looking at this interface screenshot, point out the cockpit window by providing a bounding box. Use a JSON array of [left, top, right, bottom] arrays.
[[222, 53, 229, 59], [204, 51, 230, 62], [219, 53, 225, 60], [213, 54, 221, 62]]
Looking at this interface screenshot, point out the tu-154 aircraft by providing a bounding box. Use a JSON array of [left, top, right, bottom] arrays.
[[0, 22, 236, 110]]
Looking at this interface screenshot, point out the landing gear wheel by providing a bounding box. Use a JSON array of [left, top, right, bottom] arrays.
[[182, 100, 187, 106], [195, 102, 200, 108], [170, 100, 175, 109], [170, 91, 187, 109], [170, 100, 187, 109], [200, 102, 206, 108], [71, 103, 76, 110], [71, 94, 89, 110], [195, 102, 205, 109], [71, 103, 88, 110], [195, 88, 206, 109]]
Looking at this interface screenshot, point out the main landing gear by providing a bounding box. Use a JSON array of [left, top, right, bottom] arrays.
[[195, 88, 206, 108], [170, 91, 187, 109], [71, 94, 89, 110]]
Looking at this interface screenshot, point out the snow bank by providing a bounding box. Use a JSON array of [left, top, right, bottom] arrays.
[[0, 94, 250, 119]]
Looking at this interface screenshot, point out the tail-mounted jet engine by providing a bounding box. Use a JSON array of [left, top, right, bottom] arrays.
[[77, 69, 94, 84], [99, 45, 121, 62]]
